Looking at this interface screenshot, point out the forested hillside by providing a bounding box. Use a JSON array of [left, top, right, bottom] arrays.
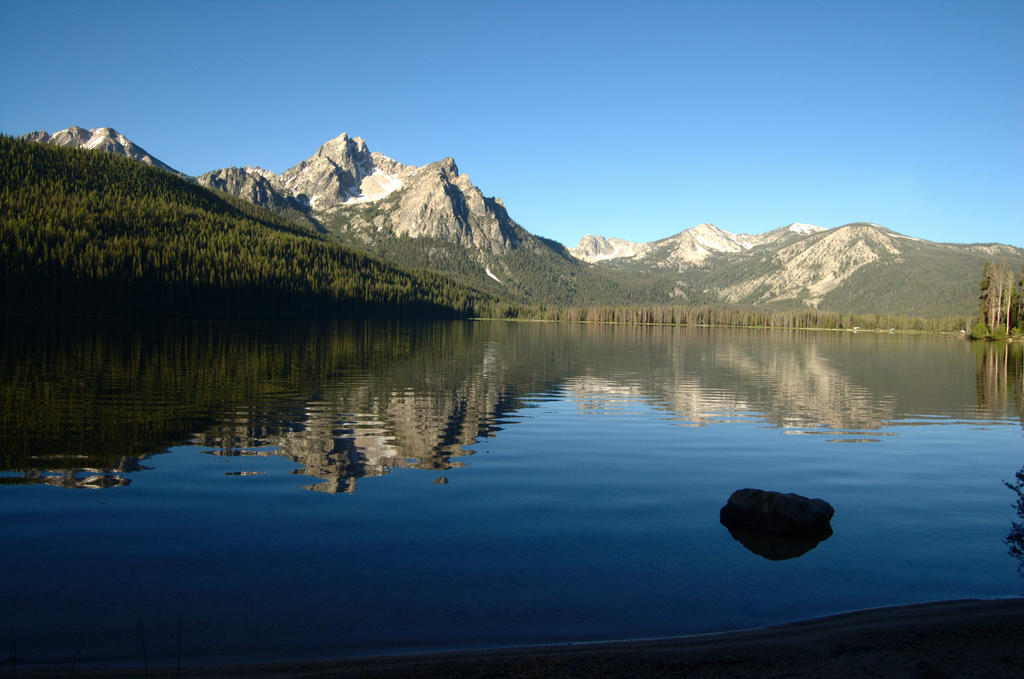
[[0, 136, 493, 319]]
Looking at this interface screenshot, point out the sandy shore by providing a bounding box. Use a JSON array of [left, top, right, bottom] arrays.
[[12, 598, 1024, 678]]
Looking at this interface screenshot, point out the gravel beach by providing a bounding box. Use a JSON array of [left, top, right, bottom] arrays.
[[12, 598, 1023, 679]]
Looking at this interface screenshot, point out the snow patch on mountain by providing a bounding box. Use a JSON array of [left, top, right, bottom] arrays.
[[343, 169, 405, 204], [787, 222, 825, 235]]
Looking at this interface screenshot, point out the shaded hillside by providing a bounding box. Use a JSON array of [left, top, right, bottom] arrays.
[[0, 136, 493, 319]]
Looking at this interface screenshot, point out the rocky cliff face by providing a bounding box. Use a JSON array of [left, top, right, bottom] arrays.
[[330, 156, 522, 252], [197, 132, 520, 253], [24, 126, 182, 175], [275, 132, 416, 209], [196, 133, 415, 213], [197, 166, 296, 211]]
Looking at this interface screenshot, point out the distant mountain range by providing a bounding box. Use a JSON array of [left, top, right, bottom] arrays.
[[570, 222, 826, 265], [23, 126, 1024, 316]]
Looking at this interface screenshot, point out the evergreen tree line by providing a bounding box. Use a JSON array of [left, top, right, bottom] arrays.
[[973, 260, 1024, 339], [485, 302, 971, 333], [0, 136, 494, 319]]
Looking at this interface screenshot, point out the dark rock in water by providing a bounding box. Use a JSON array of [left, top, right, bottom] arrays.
[[720, 488, 834, 537], [725, 524, 832, 561]]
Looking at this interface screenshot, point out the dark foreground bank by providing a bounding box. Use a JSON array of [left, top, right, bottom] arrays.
[[12, 599, 1024, 679]]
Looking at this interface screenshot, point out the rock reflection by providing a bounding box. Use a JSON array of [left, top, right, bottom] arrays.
[[725, 525, 833, 561]]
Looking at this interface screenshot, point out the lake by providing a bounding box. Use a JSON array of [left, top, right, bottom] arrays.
[[1, 319, 1021, 668]]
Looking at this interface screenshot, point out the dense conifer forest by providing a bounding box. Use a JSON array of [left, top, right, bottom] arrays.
[[493, 303, 972, 333], [0, 136, 492, 319]]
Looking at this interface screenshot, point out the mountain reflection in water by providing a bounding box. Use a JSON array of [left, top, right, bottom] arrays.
[[1, 319, 1021, 492], [3, 320, 1023, 667]]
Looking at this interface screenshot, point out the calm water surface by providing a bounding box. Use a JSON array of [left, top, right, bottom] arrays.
[[1, 320, 1022, 667]]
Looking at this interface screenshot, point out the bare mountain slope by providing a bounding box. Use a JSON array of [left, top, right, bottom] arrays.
[[719, 223, 904, 306], [689, 223, 1023, 314]]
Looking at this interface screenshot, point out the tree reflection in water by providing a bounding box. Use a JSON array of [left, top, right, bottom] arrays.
[[976, 341, 1024, 577], [975, 341, 1023, 423], [1006, 466, 1024, 576], [4, 320, 1024, 495]]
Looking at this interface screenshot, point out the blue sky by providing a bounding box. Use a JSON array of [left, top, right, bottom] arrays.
[[1, 0, 1021, 247]]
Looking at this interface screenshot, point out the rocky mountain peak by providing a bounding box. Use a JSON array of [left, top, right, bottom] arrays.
[[313, 132, 373, 175], [425, 157, 460, 181], [278, 132, 392, 209], [23, 125, 181, 175], [195, 133, 517, 254], [688, 222, 728, 237], [654, 224, 754, 267], [570, 235, 649, 262], [785, 222, 826, 235], [379, 155, 519, 253]]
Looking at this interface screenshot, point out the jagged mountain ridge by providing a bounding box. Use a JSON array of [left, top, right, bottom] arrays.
[[570, 222, 827, 266], [22, 126, 1024, 316], [197, 132, 523, 254], [324, 155, 523, 253], [24, 126, 183, 176], [597, 221, 1024, 314]]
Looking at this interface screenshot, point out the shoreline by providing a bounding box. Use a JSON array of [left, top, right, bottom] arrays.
[[13, 598, 1023, 678]]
